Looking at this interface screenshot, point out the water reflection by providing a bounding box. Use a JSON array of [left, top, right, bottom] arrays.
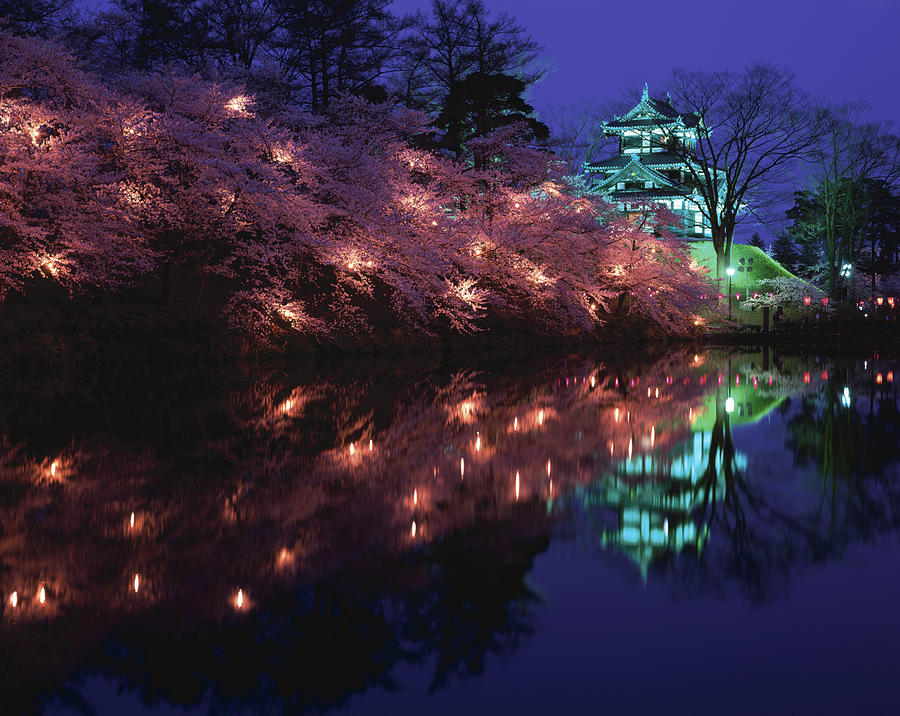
[[0, 347, 898, 713]]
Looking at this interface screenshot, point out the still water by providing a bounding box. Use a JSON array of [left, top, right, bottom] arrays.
[[1, 346, 899, 715]]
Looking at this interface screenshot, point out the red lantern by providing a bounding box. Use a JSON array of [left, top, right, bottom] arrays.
[[888, 371, 894, 383], [736, 292, 741, 300], [803, 371, 811, 384], [803, 296, 812, 306], [821, 297, 829, 307], [877, 297, 884, 306], [753, 292, 759, 298], [821, 370, 828, 380], [876, 373, 883, 385], [888, 297, 895, 309]]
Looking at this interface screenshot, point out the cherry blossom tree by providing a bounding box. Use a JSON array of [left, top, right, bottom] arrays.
[[1, 33, 712, 344]]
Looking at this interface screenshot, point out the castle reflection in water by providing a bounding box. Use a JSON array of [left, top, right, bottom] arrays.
[[1, 346, 898, 713]]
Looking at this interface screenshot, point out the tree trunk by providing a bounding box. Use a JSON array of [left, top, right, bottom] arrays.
[[161, 260, 172, 307]]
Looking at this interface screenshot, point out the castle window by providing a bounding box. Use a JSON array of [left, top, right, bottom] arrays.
[[621, 135, 642, 153]]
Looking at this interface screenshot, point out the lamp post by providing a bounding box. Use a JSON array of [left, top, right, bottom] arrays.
[[738, 256, 754, 295], [840, 263, 852, 301], [726, 267, 736, 320]]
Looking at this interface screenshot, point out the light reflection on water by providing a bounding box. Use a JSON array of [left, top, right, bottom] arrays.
[[0, 346, 898, 714]]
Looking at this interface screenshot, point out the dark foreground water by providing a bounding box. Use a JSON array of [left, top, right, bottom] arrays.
[[1, 345, 899, 715]]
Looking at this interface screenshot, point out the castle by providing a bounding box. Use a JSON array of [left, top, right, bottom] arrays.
[[584, 84, 726, 238]]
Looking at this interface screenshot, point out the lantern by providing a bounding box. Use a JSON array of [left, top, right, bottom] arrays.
[[888, 297, 895, 309], [803, 296, 812, 306], [877, 297, 884, 306], [822, 297, 829, 307]]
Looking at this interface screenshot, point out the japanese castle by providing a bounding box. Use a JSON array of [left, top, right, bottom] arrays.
[[584, 84, 723, 238]]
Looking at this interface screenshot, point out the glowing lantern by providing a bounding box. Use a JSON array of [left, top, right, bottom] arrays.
[[349, 443, 355, 456], [877, 297, 884, 306], [38, 586, 46, 605], [888, 371, 894, 383], [803, 296, 812, 306], [725, 397, 735, 414], [876, 373, 883, 385], [736, 292, 741, 301], [538, 409, 544, 426], [9, 591, 17, 608], [413, 488, 418, 506], [411, 520, 417, 538], [888, 297, 895, 309], [130, 511, 135, 529], [803, 371, 811, 384], [515, 471, 520, 501], [821, 370, 828, 380], [460, 457, 465, 480], [546, 459, 551, 478], [235, 589, 244, 609], [369, 439, 373, 452], [821, 297, 829, 307], [133, 574, 140, 593]]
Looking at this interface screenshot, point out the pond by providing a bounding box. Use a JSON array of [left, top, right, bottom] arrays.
[[1, 345, 899, 715]]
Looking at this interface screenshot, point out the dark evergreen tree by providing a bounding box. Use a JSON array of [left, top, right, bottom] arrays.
[[398, 0, 542, 155], [748, 232, 766, 251], [771, 233, 800, 274], [434, 72, 548, 158], [273, 0, 400, 113]]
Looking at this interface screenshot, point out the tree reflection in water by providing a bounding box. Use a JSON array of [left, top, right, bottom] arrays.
[[0, 347, 897, 713]]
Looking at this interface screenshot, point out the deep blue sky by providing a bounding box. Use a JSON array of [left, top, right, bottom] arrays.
[[77, 0, 899, 122], [393, 0, 899, 124]]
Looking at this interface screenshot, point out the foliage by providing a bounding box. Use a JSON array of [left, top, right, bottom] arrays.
[[802, 103, 900, 296], [748, 232, 766, 250], [0, 33, 712, 344], [739, 277, 823, 312], [665, 64, 822, 278], [433, 71, 548, 158]]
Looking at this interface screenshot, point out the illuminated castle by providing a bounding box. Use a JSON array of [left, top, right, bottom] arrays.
[[584, 84, 726, 238]]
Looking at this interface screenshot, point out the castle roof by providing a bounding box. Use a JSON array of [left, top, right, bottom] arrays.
[[602, 84, 700, 134], [585, 151, 687, 172]]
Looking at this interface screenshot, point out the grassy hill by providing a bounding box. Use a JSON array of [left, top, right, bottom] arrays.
[[688, 241, 797, 293], [687, 241, 803, 328]]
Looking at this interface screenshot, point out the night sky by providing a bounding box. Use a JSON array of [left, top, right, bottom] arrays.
[[392, 0, 900, 124], [76, 0, 899, 122]]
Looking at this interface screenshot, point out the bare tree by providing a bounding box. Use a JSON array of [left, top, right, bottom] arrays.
[[807, 104, 900, 296], [395, 0, 542, 147], [664, 64, 822, 279], [542, 102, 620, 176], [0, 0, 72, 35]]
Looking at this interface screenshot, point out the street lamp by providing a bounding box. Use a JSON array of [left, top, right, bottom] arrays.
[[737, 256, 754, 295], [726, 267, 736, 319]]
